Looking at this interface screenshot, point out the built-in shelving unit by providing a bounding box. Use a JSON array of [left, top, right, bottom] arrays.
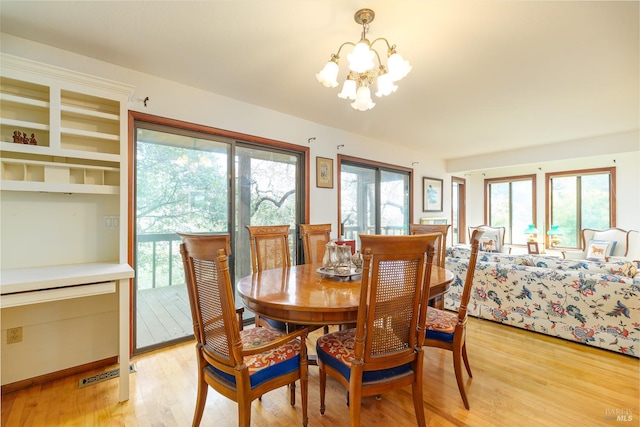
[[0, 54, 135, 401]]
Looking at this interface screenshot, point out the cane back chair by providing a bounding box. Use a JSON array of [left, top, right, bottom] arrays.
[[246, 225, 292, 329], [316, 234, 438, 427], [410, 223, 452, 310], [299, 223, 332, 264], [424, 228, 484, 410], [178, 233, 309, 426]]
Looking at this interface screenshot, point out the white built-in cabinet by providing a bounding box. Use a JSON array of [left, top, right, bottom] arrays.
[[0, 54, 134, 401]]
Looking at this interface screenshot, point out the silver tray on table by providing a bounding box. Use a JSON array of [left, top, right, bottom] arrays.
[[316, 267, 362, 280]]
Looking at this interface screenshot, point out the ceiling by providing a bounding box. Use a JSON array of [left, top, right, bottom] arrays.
[[1, 1, 638, 160]]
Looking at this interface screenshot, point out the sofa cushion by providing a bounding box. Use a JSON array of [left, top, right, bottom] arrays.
[[479, 232, 501, 252], [586, 239, 617, 261], [609, 261, 638, 278]]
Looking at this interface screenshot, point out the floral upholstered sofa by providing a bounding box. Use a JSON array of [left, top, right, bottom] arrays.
[[444, 246, 640, 357]]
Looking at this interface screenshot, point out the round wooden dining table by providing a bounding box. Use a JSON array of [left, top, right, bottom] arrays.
[[236, 263, 454, 327]]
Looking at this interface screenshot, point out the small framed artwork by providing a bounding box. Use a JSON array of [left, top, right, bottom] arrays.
[[527, 242, 539, 254], [316, 157, 333, 189], [423, 177, 443, 212]]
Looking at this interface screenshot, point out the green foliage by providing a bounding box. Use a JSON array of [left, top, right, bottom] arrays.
[[136, 142, 229, 234]]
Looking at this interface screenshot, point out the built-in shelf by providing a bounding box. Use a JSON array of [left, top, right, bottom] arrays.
[[0, 92, 50, 109], [1, 53, 135, 402], [0, 141, 121, 163], [1, 155, 119, 194]]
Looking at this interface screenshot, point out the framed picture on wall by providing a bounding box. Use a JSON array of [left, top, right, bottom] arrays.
[[316, 157, 333, 188], [423, 177, 443, 212]]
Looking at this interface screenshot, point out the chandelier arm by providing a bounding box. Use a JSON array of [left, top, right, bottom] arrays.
[[370, 37, 393, 51], [334, 41, 356, 58]]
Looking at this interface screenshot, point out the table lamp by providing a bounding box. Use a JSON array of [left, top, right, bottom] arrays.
[[547, 225, 563, 248], [524, 224, 539, 242]]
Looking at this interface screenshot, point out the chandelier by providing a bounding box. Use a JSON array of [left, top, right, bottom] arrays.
[[316, 9, 412, 111]]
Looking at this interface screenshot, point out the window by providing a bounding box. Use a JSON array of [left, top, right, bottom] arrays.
[[546, 167, 615, 249], [338, 155, 412, 244], [485, 175, 536, 245]]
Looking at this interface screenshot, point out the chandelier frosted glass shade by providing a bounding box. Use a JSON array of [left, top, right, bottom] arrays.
[[351, 86, 375, 111], [316, 9, 411, 111], [338, 78, 357, 99], [316, 59, 339, 88], [347, 42, 376, 73], [387, 51, 412, 81], [375, 71, 397, 97]]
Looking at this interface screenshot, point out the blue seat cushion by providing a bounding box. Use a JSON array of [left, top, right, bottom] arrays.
[[264, 317, 288, 331], [316, 329, 412, 382], [208, 327, 301, 388]]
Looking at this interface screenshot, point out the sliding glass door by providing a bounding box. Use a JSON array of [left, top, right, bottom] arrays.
[[133, 119, 304, 353], [339, 157, 411, 244]]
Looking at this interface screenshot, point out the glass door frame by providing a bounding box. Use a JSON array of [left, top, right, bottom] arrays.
[[451, 176, 466, 245]]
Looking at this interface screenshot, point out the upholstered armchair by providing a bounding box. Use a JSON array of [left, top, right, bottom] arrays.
[[562, 228, 640, 262]]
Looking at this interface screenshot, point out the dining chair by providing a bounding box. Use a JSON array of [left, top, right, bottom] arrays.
[[316, 234, 438, 427], [410, 223, 452, 309], [409, 223, 451, 268], [246, 224, 292, 271], [299, 223, 332, 264], [178, 233, 309, 427], [246, 225, 291, 329], [423, 228, 484, 410], [299, 223, 332, 334]]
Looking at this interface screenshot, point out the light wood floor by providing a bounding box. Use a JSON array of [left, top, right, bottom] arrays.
[[2, 317, 638, 426]]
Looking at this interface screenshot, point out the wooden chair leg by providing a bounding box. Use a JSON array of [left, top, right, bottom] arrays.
[[411, 381, 426, 427], [290, 381, 296, 406], [238, 397, 251, 427], [453, 346, 470, 410], [301, 374, 308, 426], [462, 341, 473, 377], [192, 372, 208, 427], [319, 365, 326, 415], [348, 386, 362, 427]]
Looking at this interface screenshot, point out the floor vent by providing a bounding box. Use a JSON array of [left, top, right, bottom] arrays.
[[78, 363, 136, 388]]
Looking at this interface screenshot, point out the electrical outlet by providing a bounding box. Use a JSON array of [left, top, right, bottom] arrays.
[[7, 327, 22, 344]]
